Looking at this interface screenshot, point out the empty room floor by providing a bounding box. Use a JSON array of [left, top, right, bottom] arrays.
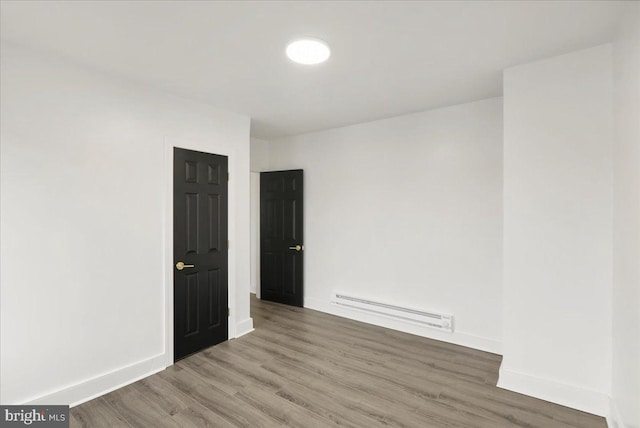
[[70, 296, 606, 428]]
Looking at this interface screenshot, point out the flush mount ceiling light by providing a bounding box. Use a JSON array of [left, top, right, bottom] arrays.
[[286, 38, 331, 65]]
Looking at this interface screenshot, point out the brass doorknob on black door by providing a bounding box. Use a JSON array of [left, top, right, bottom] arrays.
[[176, 261, 195, 271], [288, 245, 303, 251]]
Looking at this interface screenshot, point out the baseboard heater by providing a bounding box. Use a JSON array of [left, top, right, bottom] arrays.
[[332, 293, 454, 333]]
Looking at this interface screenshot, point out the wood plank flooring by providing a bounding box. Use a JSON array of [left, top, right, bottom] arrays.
[[71, 295, 606, 427]]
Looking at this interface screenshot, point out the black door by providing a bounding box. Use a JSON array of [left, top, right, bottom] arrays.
[[260, 170, 304, 307], [174, 147, 228, 361]]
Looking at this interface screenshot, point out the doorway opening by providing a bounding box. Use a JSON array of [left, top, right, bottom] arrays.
[[260, 169, 304, 307]]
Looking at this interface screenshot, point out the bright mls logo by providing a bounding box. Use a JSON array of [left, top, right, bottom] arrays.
[[0, 406, 68, 427]]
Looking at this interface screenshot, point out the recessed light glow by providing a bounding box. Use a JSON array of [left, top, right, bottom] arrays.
[[286, 38, 330, 65]]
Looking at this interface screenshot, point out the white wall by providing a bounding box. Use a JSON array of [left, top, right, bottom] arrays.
[[611, 4, 640, 428], [249, 138, 270, 296], [268, 98, 503, 353], [0, 43, 252, 405], [250, 137, 270, 172], [250, 172, 260, 296], [500, 45, 613, 416]]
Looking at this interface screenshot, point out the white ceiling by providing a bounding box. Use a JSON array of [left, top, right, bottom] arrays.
[[0, 1, 628, 139]]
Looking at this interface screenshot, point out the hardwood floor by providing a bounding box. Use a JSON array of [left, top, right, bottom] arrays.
[[71, 295, 606, 427]]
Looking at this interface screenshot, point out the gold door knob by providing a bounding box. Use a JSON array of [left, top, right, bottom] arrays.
[[176, 261, 195, 271], [288, 245, 302, 251]]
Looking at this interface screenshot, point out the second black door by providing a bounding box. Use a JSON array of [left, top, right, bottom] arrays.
[[260, 170, 304, 307]]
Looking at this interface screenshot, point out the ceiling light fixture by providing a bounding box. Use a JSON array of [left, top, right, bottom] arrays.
[[286, 38, 331, 65]]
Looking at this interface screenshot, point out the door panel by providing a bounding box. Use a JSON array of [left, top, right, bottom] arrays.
[[283, 254, 297, 295], [207, 269, 221, 328], [260, 170, 304, 307], [208, 194, 220, 251], [185, 193, 199, 254], [185, 272, 199, 336], [174, 148, 228, 361], [284, 199, 296, 240]]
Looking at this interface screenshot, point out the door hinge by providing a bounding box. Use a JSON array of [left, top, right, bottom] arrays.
[[227, 308, 230, 317], [227, 240, 230, 249], [227, 172, 230, 182]]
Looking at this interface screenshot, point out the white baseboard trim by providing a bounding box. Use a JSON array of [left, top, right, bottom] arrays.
[[20, 317, 254, 408], [235, 317, 254, 338], [497, 366, 608, 417], [606, 396, 627, 428], [24, 353, 167, 408], [304, 297, 502, 355]]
